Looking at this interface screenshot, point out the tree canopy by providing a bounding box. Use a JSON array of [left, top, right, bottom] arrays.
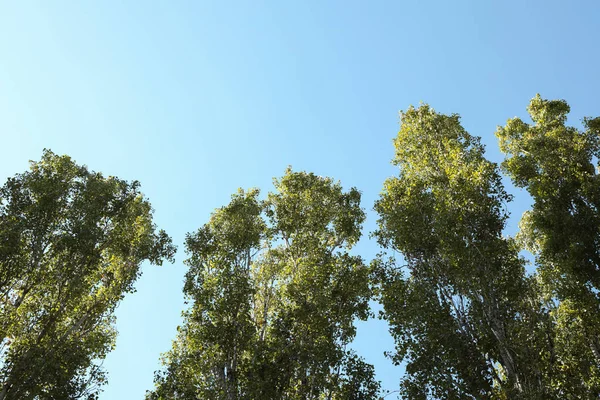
[[2, 95, 600, 399], [373, 96, 600, 399], [497, 96, 600, 396], [373, 104, 547, 398], [148, 169, 379, 399], [0, 150, 175, 400]]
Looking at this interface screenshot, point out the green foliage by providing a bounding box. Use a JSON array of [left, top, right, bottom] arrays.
[[148, 169, 379, 399], [3, 96, 599, 400], [374, 105, 551, 399], [497, 95, 600, 396], [0, 150, 176, 400]]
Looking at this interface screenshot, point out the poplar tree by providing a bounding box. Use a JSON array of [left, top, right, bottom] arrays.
[[374, 105, 549, 398], [497, 95, 600, 396], [0, 150, 175, 400], [148, 169, 379, 399]]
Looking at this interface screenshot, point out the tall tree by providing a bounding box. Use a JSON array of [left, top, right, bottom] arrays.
[[148, 169, 379, 399], [0, 150, 176, 400], [374, 105, 549, 398], [496, 95, 600, 396], [149, 188, 264, 400]]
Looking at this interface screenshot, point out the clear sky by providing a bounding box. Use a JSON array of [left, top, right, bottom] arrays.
[[0, 1, 599, 398]]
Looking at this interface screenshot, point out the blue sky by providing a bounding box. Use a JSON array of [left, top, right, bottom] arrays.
[[0, 1, 599, 398]]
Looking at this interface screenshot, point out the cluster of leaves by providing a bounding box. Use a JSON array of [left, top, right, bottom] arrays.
[[0, 150, 175, 400], [147, 170, 379, 399]]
